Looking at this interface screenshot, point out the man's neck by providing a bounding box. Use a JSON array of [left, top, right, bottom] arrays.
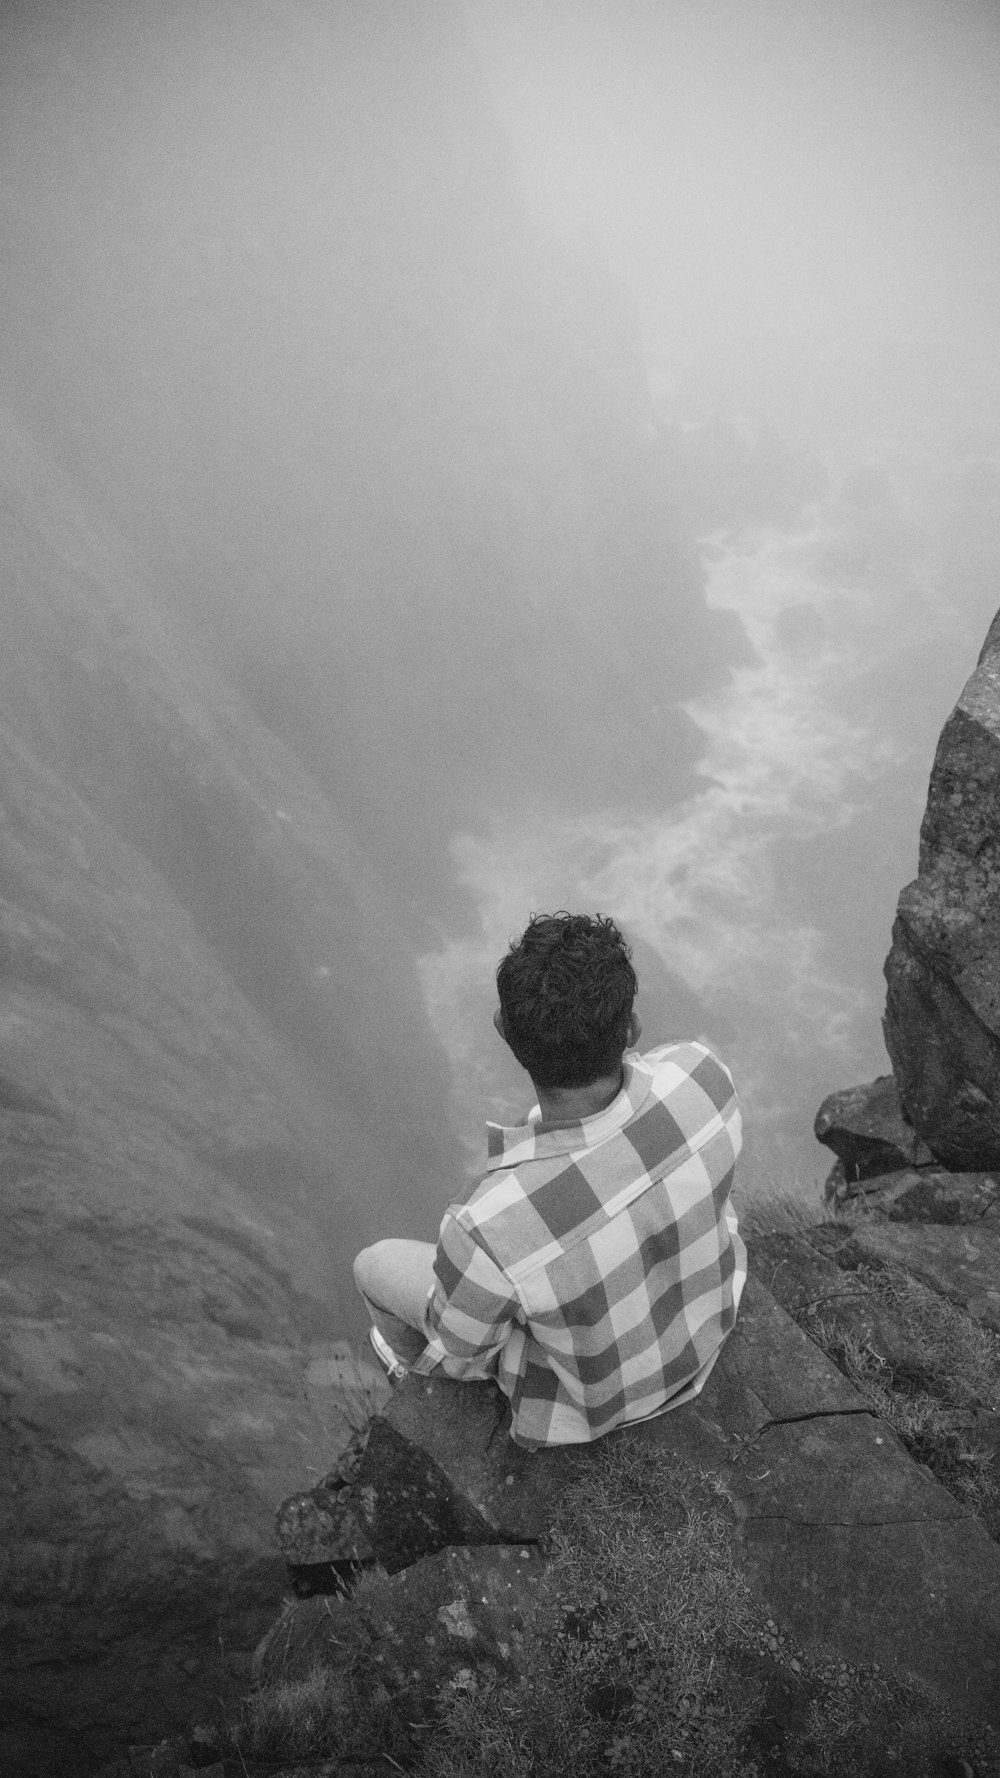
[[533, 1066, 625, 1128]]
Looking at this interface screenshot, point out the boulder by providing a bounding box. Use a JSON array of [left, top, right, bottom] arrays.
[[814, 1074, 934, 1185], [883, 606, 1000, 1167]]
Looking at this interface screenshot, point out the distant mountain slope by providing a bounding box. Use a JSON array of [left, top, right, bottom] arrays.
[[0, 410, 459, 1774], [0, 0, 732, 884]]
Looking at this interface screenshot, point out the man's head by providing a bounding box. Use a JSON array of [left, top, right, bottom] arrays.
[[495, 912, 638, 1091]]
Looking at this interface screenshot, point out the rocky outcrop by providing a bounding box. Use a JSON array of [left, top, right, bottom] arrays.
[[817, 609, 1000, 1189], [258, 1541, 550, 1720], [883, 607, 1000, 1167], [815, 1073, 935, 1189], [243, 1240, 1000, 1777]]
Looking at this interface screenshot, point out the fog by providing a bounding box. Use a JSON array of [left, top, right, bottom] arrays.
[[3, 0, 1000, 1229], [440, 0, 1000, 1198]]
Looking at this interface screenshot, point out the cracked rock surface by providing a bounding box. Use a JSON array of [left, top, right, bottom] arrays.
[[267, 1264, 1000, 1727]]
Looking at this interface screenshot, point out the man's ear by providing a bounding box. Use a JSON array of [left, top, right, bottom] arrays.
[[493, 1006, 507, 1043], [627, 1010, 642, 1047]]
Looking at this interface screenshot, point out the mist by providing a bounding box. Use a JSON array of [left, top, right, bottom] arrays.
[[0, 0, 998, 1250], [4, 0, 1000, 1219], [447, 0, 1000, 1196]]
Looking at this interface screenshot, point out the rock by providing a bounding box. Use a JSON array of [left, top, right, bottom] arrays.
[[353, 1276, 858, 1577], [883, 607, 1000, 1167], [701, 1273, 866, 1422], [354, 1376, 581, 1573], [254, 1541, 550, 1705], [700, 1272, 1000, 1717], [185, 1727, 223, 1770], [839, 1168, 1000, 1224], [839, 1220, 1000, 1334], [814, 1075, 935, 1183], [739, 1514, 1000, 1714], [333, 1270, 1000, 1721], [274, 1430, 373, 1593]]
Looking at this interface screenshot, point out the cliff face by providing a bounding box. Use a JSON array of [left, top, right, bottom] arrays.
[[816, 605, 1000, 1190], [0, 410, 448, 1773], [883, 608, 1000, 1166], [0, 6, 742, 1774]]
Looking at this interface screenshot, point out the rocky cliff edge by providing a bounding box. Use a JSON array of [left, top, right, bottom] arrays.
[[113, 1197, 1000, 1778]]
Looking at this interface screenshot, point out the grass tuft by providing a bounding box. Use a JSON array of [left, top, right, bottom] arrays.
[[423, 1434, 764, 1778], [801, 1311, 1000, 1524], [223, 1657, 413, 1773], [419, 1433, 980, 1778], [853, 1258, 1000, 1414]]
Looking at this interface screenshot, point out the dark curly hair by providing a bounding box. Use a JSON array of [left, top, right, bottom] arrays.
[[496, 912, 638, 1091]]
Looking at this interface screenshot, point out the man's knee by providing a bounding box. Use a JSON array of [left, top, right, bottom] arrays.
[[352, 1241, 390, 1299]]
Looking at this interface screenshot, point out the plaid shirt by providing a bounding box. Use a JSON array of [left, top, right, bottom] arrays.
[[412, 1042, 746, 1447]]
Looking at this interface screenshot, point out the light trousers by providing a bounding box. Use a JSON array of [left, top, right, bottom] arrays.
[[352, 1237, 438, 1364]]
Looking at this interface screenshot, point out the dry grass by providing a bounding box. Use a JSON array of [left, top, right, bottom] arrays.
[[423, 1435, 766, 1778], [825, 1321, 996, 1516], [228, 1669, 341, 1764], [216, 1422, 995, 1777], [224, 1657, 411, 1774], [419, 1433, 983, 1778], [796, 1247, 1000, 1534], [855, 1257, 1000, 1414], [738, 1178, 828, 1238]]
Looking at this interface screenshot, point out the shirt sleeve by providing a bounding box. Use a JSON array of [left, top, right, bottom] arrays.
[[413, 1209, 520, 1380]]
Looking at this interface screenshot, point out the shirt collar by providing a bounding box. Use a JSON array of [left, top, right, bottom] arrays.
[[485, 1049, 653, 1168]]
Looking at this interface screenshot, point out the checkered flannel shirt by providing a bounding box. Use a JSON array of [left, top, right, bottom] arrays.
[[411, 1042, 746, 1447]]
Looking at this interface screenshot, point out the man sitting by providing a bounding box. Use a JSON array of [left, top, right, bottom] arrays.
[[353, 911, 746, 1448]]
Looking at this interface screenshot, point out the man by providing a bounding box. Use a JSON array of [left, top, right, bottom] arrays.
[[353, 911, 746, 1449]]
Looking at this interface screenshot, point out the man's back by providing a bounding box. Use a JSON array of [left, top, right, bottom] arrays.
[[414, 1041, 746, 1447]]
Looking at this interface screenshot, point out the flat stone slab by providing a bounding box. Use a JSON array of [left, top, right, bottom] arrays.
[[732, 1413, 967, 1525], [711, 1273, 868, 1422], [344, 1274, 1000, 1727], [741, 1517, 1000, 1719], [846, 1220, 1000, 1332], [355, 1276, 869, 1573], [355, 1378, 582, 1571]]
